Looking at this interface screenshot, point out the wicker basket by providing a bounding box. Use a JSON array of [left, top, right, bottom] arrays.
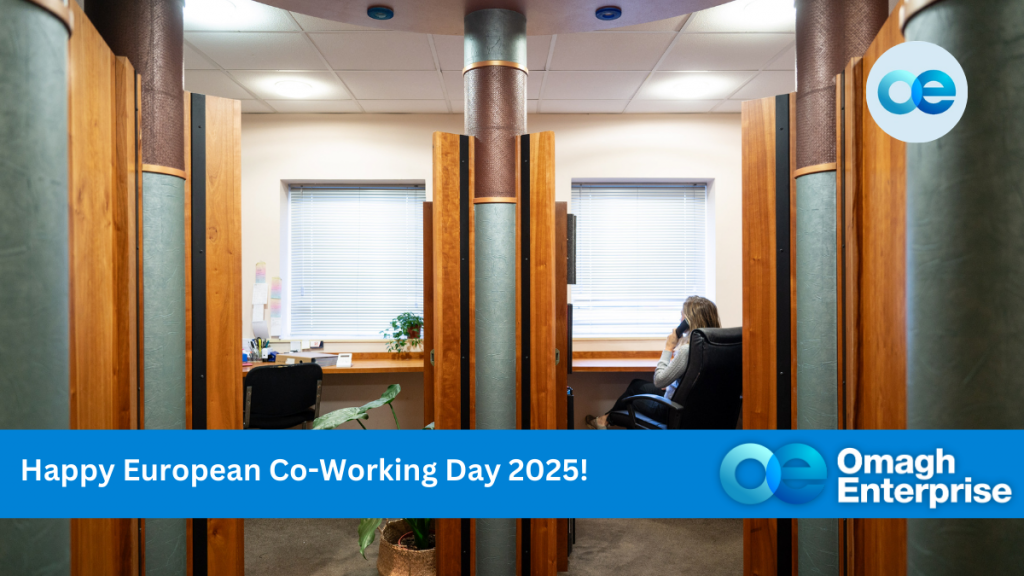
[[377, 520, 436, 576]]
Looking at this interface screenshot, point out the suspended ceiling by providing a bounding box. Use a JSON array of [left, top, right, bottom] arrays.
[[183, 0, 799, 114]]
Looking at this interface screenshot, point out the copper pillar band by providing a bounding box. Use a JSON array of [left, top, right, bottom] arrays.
[[86, 0, 185, 171], [463, 60, 529, 75], [474, 197, 518, 204], [795, 0, 888, 169], [465, 65, 526, 199], [23, 0, 72, 33], [142, 164, 187, 180]]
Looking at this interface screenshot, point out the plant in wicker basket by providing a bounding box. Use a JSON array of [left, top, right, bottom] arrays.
[[312, 384, 436, 574]]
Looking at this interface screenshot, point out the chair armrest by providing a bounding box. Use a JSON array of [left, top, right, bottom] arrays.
[[622, 394, 683, 429], [622, 394, 683, 412]]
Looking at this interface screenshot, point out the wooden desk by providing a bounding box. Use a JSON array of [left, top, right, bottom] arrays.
[[569, 351, 660, 373], [241, 351, 661, 376], [242, 353, 424, 376]]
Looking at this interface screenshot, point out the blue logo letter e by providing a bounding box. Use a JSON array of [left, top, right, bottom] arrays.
[[772, 443, 827, 504], [879, 69, 956, 115]]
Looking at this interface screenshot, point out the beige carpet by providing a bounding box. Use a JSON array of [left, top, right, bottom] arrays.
[[244, 518, 742, 575]]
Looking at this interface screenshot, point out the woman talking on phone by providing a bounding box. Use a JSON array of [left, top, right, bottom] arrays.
[[585, 296, 721, 429]]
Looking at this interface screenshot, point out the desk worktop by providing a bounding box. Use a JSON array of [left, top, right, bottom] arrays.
[[241, 351, 659, 377]]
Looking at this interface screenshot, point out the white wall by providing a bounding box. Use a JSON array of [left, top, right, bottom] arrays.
[[241, 112, 742, 348]]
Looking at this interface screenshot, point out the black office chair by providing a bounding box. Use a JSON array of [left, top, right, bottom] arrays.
[[243, 363, 323, 429], [606, 327, 742, 430]]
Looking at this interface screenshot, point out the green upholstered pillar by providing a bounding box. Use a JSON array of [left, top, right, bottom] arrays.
[[141, 171, 188, 576], [795, 170, 839, 576], [0, 0, 70, 574], [465, 9, 526, 576], [904, 1, 1024, 573]]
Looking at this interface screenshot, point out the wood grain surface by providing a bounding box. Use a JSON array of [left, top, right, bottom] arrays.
[[68, 5, 140, 574]]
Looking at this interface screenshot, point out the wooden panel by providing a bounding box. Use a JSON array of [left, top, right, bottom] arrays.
[[741, 96, 778, 576], [423, 202, 435, 425], [527, 132, 558, 576], [432, 131, 464, 575], [203, 95, 244, 576], [844, 4, 908, 576], [68, 4, 140, 575], [184, 91, 193, 576]]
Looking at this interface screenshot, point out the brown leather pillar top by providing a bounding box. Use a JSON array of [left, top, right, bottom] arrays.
[[795, 0, 888, 170], [86, 0, 185, 172], [465, 65, 527, 200]]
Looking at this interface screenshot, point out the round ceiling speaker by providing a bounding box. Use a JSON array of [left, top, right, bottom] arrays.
[[367, 5, 394, 20], [595, 6, 622, 20]]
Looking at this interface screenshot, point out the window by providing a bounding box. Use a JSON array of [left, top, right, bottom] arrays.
[[571, 182, 708, 338], [286, 184, 424, 339]]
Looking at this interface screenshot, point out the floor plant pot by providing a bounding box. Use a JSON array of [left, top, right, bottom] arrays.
[[377, 520, 436, 576]]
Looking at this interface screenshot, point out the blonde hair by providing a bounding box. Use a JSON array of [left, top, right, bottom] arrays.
[[678, 296, 721, 351]]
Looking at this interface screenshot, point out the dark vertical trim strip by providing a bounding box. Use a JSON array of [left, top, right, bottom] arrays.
[[459, 135, 471, 576], [189, 92, 209, 576], [566, 304, 573, 375], [520, 134, 531, 576], [839, 70, 848, 432], [774, 93, 793, 576]]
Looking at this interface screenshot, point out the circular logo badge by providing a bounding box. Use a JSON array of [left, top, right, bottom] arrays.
[[865, 41, 968, 143], [720, 443, 827, 505]]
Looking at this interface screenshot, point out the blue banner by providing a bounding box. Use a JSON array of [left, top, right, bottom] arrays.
[[1, 430, 1020, 519]]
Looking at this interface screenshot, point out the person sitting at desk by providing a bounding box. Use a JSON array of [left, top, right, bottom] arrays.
[[585, 296, 722, 429]]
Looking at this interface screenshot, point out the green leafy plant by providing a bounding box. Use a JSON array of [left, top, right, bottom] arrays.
[[381, 312, 424, 354], [313, 384, 435, 558]]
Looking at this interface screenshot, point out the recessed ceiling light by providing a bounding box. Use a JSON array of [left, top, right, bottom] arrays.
[[275, 80, 313, 98], [367, 6, 394, 20], [184, 0, 236, 22], [648, 74, 719, 100], [595, 6, 622, 21]]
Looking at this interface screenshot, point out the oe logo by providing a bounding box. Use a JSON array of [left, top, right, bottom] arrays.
[[866, 41, 967, 143], [719, 443, 826, 505]]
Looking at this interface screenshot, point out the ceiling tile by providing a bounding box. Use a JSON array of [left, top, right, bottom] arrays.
[[229, 70, 351, 100], [433, 35, 552, 71], [766, 44, 796, 70], [713, 100, 744, 112], [264, 100, 362, 113], [451, 100, 464, 113], [443, 70, 544, 100], [730, 70, 795, 99], [660, 34, 793, 71], [241, 100, 273, 113], [309, 32, 436, 71], [549, 32, 674, 71], [185, 32, 325, 70], [442, 70, 462, 100], [540, 100, 628, 113], [360, 100, 450, 113], [603, 15, 688, 32], [184, 0, 298, 32], [624, 100, 719, 113], [290, 12, 385, 31], [636, 71, 756, 100], [527, 101, 538, 114], [184, 70, 253, 100], [184, 43, 217, 70], [338, 71, 444, 99], [685, 0, 796, 34], [542, 71, 648, 100]]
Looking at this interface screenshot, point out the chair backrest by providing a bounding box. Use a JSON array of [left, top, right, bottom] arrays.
[[669, 327, 742, 429], [245, 363, 322, 418]]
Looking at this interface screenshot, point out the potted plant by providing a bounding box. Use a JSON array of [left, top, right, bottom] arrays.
[[381, 312, 424, 355], [313, 385, 436, 575]]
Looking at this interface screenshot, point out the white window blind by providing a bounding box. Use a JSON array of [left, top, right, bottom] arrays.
[[287, 185, 424, 339], [571, 183, 707, 338]]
